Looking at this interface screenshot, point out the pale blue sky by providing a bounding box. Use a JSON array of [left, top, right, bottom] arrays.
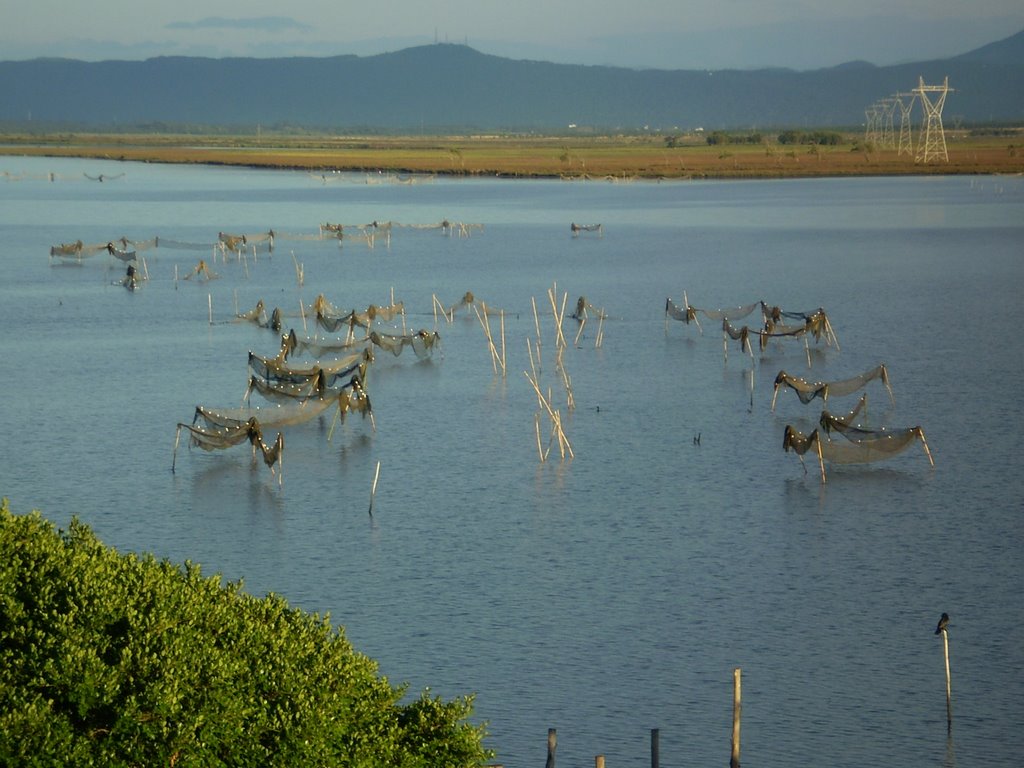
[[2, 0, 1022, 70]]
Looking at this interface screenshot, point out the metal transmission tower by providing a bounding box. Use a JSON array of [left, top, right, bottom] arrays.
[[864, 104, 881, 146], [914, 76, 953, 163], [895, 92, 917, 156], [879, 97, 897, 149]]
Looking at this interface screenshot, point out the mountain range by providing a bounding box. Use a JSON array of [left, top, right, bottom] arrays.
[[1, 29, 1022, 133]]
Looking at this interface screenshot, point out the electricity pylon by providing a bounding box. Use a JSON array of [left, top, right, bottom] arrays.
[[879, 97, 897, 149], [864, 104, 881, 146], [914, 76, 953, 163], [895, 92, 916, 157]]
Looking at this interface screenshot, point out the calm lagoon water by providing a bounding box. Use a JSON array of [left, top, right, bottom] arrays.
[[1, 158, 1022, 767]]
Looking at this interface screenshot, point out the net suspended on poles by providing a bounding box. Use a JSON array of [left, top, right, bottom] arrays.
[[570, 222, 603, 237], [440, 291, 504, 321], [50, 235, 223, 260], [193, 377, 373, 435], [571, 296, 608, 322], [369, 329, 441, 359], [278, 328, 372, 361], [313, 294, 406, 335], [182, 259, 219, 281], [782, 417, 933, 482], [236, 299, 270, 327], [245, 352, 372, 405], [248, 348, 373, 389], [172, 416, 284, 478], [235, 301, 286, 332], [772, 364, 894, 410], [665, 296, 768, 339], [666, 297, 839, 349]]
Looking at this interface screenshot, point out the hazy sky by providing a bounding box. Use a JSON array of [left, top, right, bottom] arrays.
[[2, 0, 1022, 70]]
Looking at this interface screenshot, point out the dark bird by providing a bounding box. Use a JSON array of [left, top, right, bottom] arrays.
[[935, 612, 949, 635]]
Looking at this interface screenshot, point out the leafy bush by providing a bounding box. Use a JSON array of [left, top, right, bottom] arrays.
[[777, 130, 843, 146], [0, 500, 493, 767]]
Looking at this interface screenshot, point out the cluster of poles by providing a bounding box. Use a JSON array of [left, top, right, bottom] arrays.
[[532, 622, 954, 768]]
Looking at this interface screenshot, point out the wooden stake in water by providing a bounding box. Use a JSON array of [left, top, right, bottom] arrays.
[[545, 728, 557, 768], [500, 309, 506, 374], [731, 667, 742, 768], [368, 460, 381, 516], [936, 613, 952, 732]]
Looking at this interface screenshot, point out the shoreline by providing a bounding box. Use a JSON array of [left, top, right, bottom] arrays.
[[2, 131, 1023, 180]]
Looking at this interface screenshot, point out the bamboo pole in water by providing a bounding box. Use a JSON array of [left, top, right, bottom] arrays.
[[532, 296, 542, 352], [545, 728, 557, 768], [475, 304, 500, 375], [499, 309, 507, 376], [731, 667, 742, 768], [368, 460, 381, 516], [941, 624, 953, 732]]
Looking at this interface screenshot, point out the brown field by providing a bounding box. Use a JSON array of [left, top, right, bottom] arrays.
[[1, 131, 1023, 179]]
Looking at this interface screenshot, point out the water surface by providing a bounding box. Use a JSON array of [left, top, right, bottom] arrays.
[[1, 159, 1022, 767]]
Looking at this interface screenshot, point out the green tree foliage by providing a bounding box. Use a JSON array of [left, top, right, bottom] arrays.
[[0, 500, 493, 767], [706, 131, 764, 146], [777, 130, 842, 146]]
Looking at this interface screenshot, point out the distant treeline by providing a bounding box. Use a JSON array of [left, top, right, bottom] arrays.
[[686, 130, 846, 146], [663, 129, 846, 147]]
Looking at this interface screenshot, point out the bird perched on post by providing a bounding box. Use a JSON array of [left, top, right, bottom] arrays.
[[935, 612, 950, 635]]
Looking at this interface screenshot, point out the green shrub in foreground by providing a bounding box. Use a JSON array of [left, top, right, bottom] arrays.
[[0, 500, 492, 767]]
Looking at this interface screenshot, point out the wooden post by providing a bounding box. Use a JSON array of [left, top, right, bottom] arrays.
[[595, 756, 605, 768], [651, 727, 660, 768], [731, 667, 742, 768], [545, 728, 557, 768], [942, 627, 952, 732], [368, 460, 381, 516]]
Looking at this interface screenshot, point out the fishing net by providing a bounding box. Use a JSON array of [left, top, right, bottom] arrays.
[[571, 296, 607, 321], [571, 223, 603, 236], [182, 260, 218, 281], [666, 297, 839, 350], [313, 294, 405, 334], [172, 417, 284, 475], [369, 329, 441, 359], [245, 351, 372, 404], [278, 328, 372, 361], [772, 365, 894, 409], [783, 412, 933, 481], [248, 348, 373, 389], [193, 381, 372, 433]]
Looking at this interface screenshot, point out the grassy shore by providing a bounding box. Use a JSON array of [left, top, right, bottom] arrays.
[[1, 131, 1022, 179]]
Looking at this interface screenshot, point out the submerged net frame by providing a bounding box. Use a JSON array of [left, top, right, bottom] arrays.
[[771, 364, 895, 411]]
